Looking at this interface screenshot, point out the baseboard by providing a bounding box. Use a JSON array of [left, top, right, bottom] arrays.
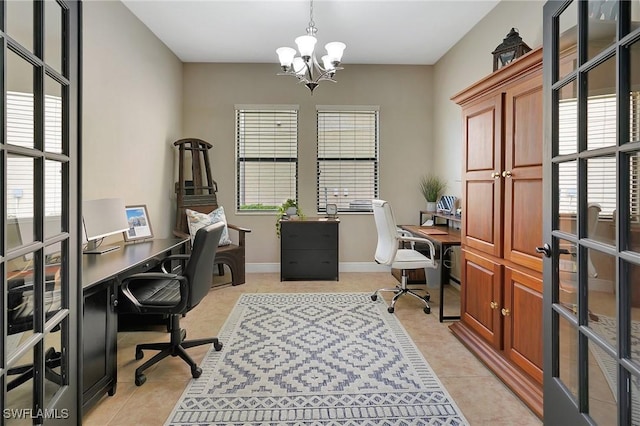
[[246, 262, 389, 274]]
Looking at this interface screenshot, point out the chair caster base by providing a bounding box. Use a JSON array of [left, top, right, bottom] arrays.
[[424, 306, 431, 314], [191, 367, 202, 379], [371, 294, 378, 301], [387, 306, 394, 313], [214, 341, 223, 351], [135, 349, 144, 360], [135, 374, 146, 386], [424, 294, 431, 302]]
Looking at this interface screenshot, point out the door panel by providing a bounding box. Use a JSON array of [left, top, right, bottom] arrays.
[[1, 1, 81, 423], [461, 249, 503, 348], [504, 267, 543, 384], [462, 96, 503, 258], [464, 180, 501, 254], [544, 0, 639, 424], [504, 76, 543, 271]]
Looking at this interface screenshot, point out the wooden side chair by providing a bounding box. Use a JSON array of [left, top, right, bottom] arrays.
[[173, 138, 251, 286]]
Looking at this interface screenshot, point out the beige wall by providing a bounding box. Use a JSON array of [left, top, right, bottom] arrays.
[[432, 0, 545, 196], [432, 0, 545, 279], [81, 0, 548, 270], [82, 1, 183, 240], [183, 63, 434, 266]]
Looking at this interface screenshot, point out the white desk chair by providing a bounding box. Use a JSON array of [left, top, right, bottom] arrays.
[[370, 199, 438, 314]]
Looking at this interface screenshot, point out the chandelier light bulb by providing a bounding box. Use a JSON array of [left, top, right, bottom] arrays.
[[321, 55, 334, 72], [325, 42, 346, 63], [276, 47, 296, 69], [292, 57, 306, 75], [295, 35, 317, 59]]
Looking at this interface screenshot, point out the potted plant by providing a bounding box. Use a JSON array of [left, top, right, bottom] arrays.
[[275, 199, 304, 237], [419, 174, 447, 212]]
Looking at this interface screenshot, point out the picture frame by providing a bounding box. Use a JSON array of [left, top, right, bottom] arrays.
[[123, 205, 154, 242]]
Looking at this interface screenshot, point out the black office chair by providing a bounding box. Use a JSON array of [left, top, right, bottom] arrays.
[[7, 276, 63, 391], [120, 222, 225, 386]]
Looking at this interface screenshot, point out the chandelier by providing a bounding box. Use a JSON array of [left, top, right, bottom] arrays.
[[276, 0, 346, 93]]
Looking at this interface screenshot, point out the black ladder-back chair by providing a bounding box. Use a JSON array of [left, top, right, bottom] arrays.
[[120, 222, 225, 386]]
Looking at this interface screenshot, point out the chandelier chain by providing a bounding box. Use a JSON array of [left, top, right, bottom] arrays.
[[307, 0, 316, 35]]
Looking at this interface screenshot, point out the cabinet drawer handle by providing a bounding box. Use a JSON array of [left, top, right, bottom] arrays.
[[490, 301, 499, 310], [501, 308, 511, 316]]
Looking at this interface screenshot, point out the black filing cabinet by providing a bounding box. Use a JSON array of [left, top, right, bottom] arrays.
[[280, 218, 339, 281]]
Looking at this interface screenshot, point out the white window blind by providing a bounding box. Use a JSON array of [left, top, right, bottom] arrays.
[[317, 107, 379, 212], [236, 106, 298, 211], [6, 91, 63, 219], [558, 92, 639, 217]]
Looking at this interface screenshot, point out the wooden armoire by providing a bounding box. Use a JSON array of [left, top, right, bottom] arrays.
[[449, 47, 544, 418]]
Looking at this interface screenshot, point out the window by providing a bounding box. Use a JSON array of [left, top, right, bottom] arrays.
[[558, 93, 640, 217], [235, 105, 298, 211], [317, 106, 379, 212]]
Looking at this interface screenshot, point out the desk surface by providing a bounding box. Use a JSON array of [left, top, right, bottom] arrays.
[[82, 238, 188, 289], [401, 225, 461, 246]]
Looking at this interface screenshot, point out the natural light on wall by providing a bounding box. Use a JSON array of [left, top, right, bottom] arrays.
[[6, 91, 63, 219]]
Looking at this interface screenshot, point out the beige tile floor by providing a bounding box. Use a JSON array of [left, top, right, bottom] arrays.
[[83, 272, 542, 425]]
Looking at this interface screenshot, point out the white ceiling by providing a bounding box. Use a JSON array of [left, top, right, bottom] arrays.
[[121, 0, 500, 65]]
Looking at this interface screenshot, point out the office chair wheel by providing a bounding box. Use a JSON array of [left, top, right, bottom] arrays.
[[191, 367, 202, 379], [423, 306, 431, 314], [135, 374, 146, 386], [371, 294, 378, 301], [424, 294, 431, 302], [214, 341, 223, 351], [387, 306, 394, 313], [135, 349, 144, 360]]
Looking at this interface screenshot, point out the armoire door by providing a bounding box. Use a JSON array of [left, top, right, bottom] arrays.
[[503, 266, 543, 384], [461, 249, 503, 349], [543, 1, 640, 424], [462, 95, 504, 258], [503, 75, 544, 272]]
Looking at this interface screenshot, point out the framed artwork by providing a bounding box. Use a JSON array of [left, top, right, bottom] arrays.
[[123, 205, 154, 242]]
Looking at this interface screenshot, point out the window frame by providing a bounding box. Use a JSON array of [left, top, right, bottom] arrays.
[[316, 105, 380, 214], [235, 105, 299, 214]]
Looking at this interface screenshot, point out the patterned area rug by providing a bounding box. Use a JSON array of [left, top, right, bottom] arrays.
[[165, 293, 468, 425]]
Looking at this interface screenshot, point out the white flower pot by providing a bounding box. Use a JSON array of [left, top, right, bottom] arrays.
[[426, 202, 437, 212]]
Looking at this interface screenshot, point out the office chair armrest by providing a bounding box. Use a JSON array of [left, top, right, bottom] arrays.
[[159, 254, 190, 273], [396, 229, 415, 249], [398, 236, 437, 260], [120, 273, 189, 313]]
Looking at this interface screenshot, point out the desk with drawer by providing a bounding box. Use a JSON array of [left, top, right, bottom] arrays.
[[82, 238, 188, 414]]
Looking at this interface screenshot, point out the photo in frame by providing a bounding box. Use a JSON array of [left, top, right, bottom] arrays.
[[123, 205, 153, 242]]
